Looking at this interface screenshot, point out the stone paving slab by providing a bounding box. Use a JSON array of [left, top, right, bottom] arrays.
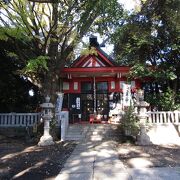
[[55, 172, 93, 180], [57, 124, 180, 180], [94, 164, 126, 174], [94, 146, 116, 151], [64, 161, 94, 168], [94, 156, 118, 163], [60, 164, 94, 174], [71, 150, 97, 156], [94, 160, 125, 168], [93, 172, 131, 180], [65, 155, 95, 163]]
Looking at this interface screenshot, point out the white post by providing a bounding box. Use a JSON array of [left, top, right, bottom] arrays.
[[61, 114, 65, 141], [93, 76, 96, 114], [55, 92, 64, 140], [61, 111, 69, 141], [55, 92, 64, 113]]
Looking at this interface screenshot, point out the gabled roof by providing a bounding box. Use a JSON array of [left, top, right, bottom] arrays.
[[61, 37, 131, 78], [70, 47, 115, 68]]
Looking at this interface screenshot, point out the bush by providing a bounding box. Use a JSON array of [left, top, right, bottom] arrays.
[[121, 105, 140, 138]]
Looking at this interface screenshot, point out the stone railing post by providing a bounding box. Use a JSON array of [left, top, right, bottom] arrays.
[[11, 112, 16, 126]]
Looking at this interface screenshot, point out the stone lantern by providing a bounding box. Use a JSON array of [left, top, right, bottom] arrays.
[[136, 89, 149, 118], [137, 89, 144, 102], [38, 96, 54, 146], [136, 89, 150, 145], [134, 89, 149, 116]]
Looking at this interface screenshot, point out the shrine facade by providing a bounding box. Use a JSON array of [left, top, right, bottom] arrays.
[[60, 37, 141, 123]]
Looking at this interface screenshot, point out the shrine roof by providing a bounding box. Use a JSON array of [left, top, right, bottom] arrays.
[[61, 36, 130, 77]]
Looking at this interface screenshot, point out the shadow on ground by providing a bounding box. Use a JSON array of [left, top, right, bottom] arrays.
[[0, 136, 77, 179], [117, 142, 180, 168]]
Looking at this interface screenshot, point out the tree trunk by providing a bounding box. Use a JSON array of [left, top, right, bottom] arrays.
[[41, 69, 62, 103]]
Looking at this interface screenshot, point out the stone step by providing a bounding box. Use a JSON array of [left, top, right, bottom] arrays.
[[66, 134, 83, 138], [67, 132, 84, 136], [66, 134, 85, 138], [65, 124, 118, 141], [65, 136, 83, 141]]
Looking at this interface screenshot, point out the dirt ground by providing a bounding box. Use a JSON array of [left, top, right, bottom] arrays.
[[117, 143, 180, 168], [1, 135, 180, 180], [0, 135, 77, 180]]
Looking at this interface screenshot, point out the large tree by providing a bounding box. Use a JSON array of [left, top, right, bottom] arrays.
[[111, 0, 180, 109], [0, 0, 123, 99]]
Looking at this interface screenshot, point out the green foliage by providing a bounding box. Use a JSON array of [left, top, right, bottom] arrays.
[[0, 0, 124, 95], [129, 64, 177, 81], [145, 93, 160, 109], [91, 0, 123, 36], [25, 56, 49, 73], [6, 52, 18, 59], [112, 0, 180, 97], [159, 88, 180, 111], [81, 47, 98, 56], [0, 27, 28, 41], [129, 63, 150, 78], [145, 88, 180, 111], [121, 105, 140, 137]]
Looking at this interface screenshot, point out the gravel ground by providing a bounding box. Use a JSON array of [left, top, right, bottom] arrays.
[[0, 136, 77, 180]]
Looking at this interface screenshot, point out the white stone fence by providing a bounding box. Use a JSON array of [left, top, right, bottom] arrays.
[[0, 113, 41, 127], [0, 111, 69, 141], [138, 110, 180, 145], [0, 111, 69, 127], [146, 111, 180, 124]]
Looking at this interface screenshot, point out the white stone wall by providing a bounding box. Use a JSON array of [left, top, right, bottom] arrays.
[[138, 111, 180, 145], [144, 124, 180, 145]]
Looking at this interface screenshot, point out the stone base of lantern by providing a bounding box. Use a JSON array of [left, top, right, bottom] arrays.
[[38, 135, 54, 146]]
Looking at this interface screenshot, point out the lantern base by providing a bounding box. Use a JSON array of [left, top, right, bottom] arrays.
[[38, 135, 54, 146]]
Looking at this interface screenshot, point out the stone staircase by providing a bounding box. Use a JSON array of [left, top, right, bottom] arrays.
[[65, 124, 87, 141], [65, 124, 118, 141]]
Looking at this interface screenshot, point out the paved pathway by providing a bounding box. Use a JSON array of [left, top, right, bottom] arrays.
[[55, 124, 180, 180]]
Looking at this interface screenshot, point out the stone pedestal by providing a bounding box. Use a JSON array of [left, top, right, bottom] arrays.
[[137, 115, 151, 145], [38, 135, 54, 146], [38, 116, 54, 146]]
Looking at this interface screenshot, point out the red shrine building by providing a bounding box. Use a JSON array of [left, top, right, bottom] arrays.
[[60, 37, 141, 123]]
